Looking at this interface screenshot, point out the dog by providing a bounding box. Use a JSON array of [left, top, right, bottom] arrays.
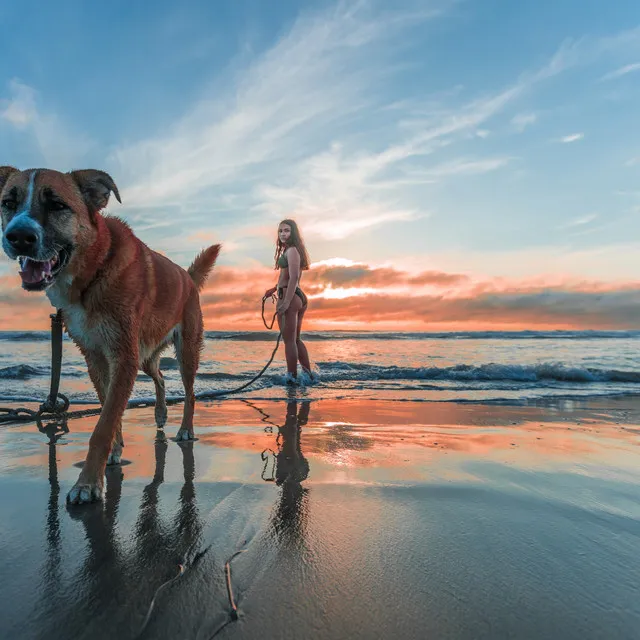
[[0, 166, 220, 505]]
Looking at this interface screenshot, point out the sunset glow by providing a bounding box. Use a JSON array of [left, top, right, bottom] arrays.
[[1, 258, 637, 331]]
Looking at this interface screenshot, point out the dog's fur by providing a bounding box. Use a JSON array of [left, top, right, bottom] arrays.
[[0, 167, 220, 504]]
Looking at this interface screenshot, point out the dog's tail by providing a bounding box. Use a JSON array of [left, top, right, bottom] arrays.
[[188, 244, 221, 291]]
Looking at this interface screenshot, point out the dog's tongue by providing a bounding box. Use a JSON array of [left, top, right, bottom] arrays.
[[19, 257, 53, 284]]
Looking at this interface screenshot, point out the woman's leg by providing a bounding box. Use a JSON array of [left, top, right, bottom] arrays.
[[278, 295, 303, 377], [295, 305, 312, 372]]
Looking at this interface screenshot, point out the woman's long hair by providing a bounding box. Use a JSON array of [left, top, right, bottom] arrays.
[[274, 219, 310, 270]]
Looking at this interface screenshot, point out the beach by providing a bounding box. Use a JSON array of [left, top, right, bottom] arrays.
[[1, 395, 640, 639], [3, 0, 640, 636]]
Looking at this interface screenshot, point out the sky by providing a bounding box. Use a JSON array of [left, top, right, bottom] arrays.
[[1, 0, 640, 331]]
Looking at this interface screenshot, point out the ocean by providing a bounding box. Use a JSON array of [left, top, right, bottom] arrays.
[[1, 330, 639, 407]]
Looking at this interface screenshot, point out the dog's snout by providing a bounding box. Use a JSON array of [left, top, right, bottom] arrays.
[[6, 229, 37, 248], [4, 220, 41, 255]]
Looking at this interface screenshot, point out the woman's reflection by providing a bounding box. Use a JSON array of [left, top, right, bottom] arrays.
[[263, 400, 311, 546]]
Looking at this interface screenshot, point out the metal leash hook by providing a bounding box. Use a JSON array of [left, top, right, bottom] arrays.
[[34, 313, 70, 443]]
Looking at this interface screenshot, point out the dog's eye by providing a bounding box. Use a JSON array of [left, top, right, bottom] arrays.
[[1, 199, 17, 212], [48, 200, 68, 212]]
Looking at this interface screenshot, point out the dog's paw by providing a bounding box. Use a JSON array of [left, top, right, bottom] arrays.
[[155, 404, 168, 428], [106, 442, 123, 466], [67, 481, 103, 505], [107, 450, 122, 465], [175, 428, 195, 441]]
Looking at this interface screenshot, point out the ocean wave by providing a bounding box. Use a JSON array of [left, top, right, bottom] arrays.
[[0, 364, 87, 380], [3, 357, 639, 387], [160, 357, 178, 369], [0, 331, 56, 342], [2, 387, 639, 408], [2, 329, 640, 344], [204, 330, 640, 342], [314, 361, 640, 384], [0, 364, 46, 380]]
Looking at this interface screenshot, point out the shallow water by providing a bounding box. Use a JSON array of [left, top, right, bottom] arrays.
[[1, 330, 640, 406]]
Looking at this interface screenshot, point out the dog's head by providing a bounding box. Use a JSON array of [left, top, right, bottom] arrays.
[[0, 167, 121, 291]]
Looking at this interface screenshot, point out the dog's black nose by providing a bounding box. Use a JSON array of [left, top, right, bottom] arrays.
[[5, 228, 39, 253]]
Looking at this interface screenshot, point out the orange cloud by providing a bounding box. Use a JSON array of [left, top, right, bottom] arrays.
[[303, 264, 469, 289], [1, 260, 638, 331]]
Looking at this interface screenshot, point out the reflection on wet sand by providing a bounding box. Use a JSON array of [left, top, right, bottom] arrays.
[[132, 433, 202, 573], [260, 400, 311, 546], [41, 439, 62, 609], [9, 399, 639, 489], [32, 401, 321, 639], [35, 433, 205, 639], [2, 397, 640, 640]]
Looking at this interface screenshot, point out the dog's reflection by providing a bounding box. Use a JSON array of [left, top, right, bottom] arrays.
[[39, 432, 203, 637], [260, 400, 311, 546], [37, 403, 313, 635], [132, 433, 202, 568]]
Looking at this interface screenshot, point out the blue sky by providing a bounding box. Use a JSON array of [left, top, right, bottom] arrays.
[[2, 0, 640, 289]]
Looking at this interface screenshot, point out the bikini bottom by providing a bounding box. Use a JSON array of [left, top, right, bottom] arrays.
[[278, 286, 308, 307]]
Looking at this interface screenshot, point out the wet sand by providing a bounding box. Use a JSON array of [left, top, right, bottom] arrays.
[[1, 397, 640, 639]]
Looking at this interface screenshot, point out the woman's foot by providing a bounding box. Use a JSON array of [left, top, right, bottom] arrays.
[[301, 367, 319, 384], [284, 372, 299, 386]]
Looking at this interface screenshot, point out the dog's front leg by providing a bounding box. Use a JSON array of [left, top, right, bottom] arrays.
[[68, 349, 138, 504], [85, 350, 123, 465]]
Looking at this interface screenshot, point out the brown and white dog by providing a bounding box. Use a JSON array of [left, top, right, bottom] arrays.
[[0, 166, 220, 505]]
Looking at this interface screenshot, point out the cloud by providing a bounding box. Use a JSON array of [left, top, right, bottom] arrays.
[[600, 61, 640, 81], [109, 4, 449, 206], [424, 157, 511, 177], [300, 287, 640, 330], [408, 270, 469, 286], [560, 133, 584, 143], [302, 262, 469, 289], [234, 24, 640, 241], [97, 7, 640, 250], [511, 112, 537, 132], [194, 278, 640, 330], [559, 213, 598, 229], [0, 81, 36, 127], [390, 241, 640, 283], [1, 254, 638, 330], [0, 79, 95, 168]]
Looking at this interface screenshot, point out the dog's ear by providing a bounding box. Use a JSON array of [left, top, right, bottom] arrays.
[[69, 169, 122, 214], [0, 166, 18, 195]]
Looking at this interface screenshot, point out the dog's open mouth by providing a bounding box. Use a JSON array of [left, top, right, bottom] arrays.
[[18, 249, 69, 291]]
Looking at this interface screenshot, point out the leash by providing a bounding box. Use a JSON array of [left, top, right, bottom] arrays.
[[0, 310, 70, 435], [0, 297, 285, 428]]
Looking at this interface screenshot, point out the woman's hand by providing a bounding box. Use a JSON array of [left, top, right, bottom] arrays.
[[276, 298, 290, 315]]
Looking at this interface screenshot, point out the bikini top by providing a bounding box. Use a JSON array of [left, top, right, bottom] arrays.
[[278, 248, 295, 269]]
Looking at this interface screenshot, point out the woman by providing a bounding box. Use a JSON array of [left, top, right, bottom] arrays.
[[264, 219, 313, 383]]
